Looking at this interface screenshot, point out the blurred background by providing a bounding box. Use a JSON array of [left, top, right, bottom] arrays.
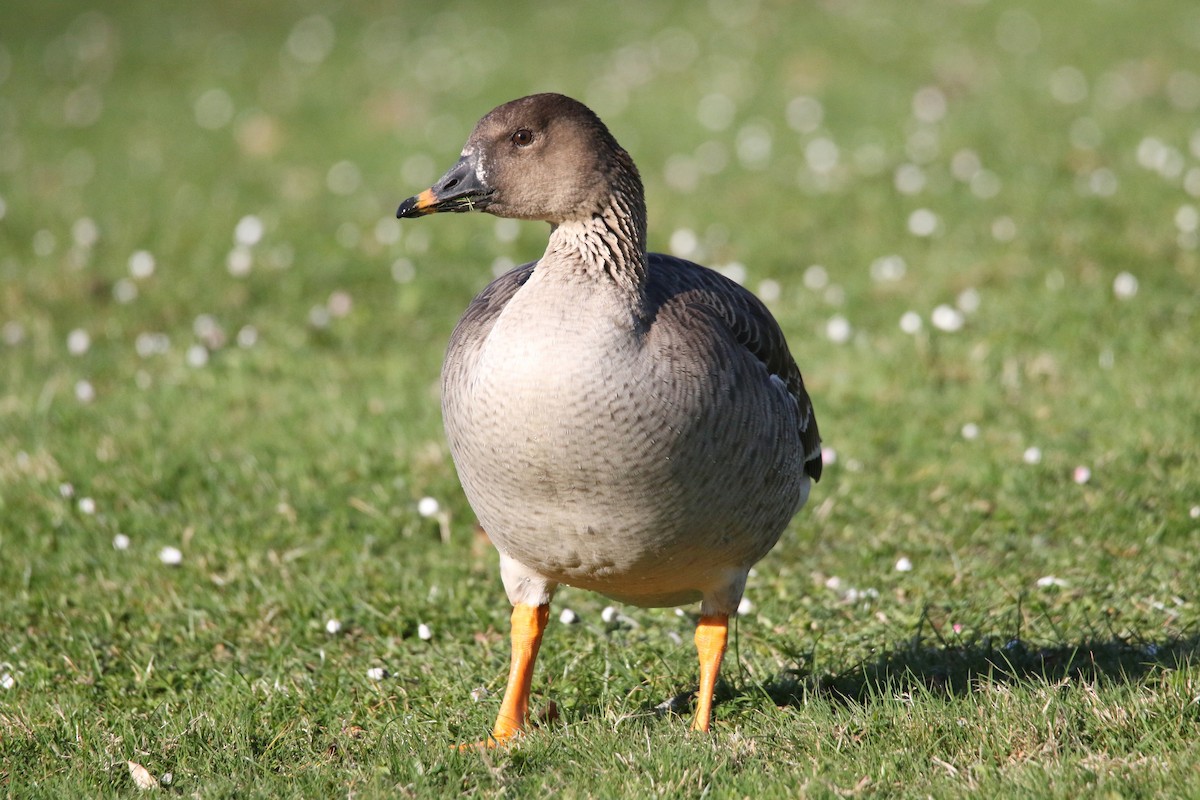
[[4, 0, 1199, 385], [4, 0, 1197, 548]]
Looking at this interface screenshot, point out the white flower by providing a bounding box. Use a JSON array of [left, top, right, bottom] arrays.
[[1113, 271, 1138, 300], [907, 208, 939, 237], [227, 246, 252, 276], [930, 304, 964, 332], [327, 291, 353, 318], [113, 279, 138, 304], [185, 344, 209, 368], [128, 250, 156, 279], [67, 329, 91, 355], [870, 255, 906, 283], [235, 215, 264, 246], [803, 264, 828, 290], [825, 315, 852, 343], [417, 496, 440, 518], [669, 228, 699, 259], [956, 288, 981, 314]]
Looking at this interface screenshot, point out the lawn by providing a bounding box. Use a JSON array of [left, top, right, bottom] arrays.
[[2, 0, 1199, 796]]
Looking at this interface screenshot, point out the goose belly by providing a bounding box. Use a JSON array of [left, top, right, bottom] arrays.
[[443, 316, 806, 605]]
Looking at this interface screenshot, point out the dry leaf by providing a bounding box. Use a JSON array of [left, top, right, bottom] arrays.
[[127, 760, 158, 790]]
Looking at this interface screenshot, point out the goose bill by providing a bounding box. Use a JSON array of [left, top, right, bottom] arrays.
[[396, 155, 492, 218]]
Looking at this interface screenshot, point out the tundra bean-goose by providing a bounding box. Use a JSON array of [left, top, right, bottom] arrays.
[[396, 93, 822, 746]]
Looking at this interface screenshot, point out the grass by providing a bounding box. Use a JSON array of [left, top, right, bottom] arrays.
[[2, 0, 1199, 796]]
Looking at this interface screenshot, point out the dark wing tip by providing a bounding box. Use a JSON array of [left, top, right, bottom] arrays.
[[805, 447, 823, 482], [799, 396, 822, 482]]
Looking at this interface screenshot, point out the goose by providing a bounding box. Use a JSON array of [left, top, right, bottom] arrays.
[[396, 93, 821, 746]]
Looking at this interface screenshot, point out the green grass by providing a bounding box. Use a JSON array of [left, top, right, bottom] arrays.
[[2, 0, 1199, 796]]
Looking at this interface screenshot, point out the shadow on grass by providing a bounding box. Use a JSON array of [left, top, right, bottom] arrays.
[[756, 614, 1200, 708]]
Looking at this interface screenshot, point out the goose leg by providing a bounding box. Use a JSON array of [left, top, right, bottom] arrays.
[[692, 614, 728, 732], [467, 602, 550, 748]]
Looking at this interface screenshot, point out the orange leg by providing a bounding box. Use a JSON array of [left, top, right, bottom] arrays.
[[692, 614, 729, 732], [464, 602, 550, 749]]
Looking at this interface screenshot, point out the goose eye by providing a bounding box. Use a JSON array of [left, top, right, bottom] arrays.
[[511, 129, 534, 147]]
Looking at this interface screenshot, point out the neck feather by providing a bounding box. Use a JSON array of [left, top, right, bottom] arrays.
[[545, 188, 647, 291]]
